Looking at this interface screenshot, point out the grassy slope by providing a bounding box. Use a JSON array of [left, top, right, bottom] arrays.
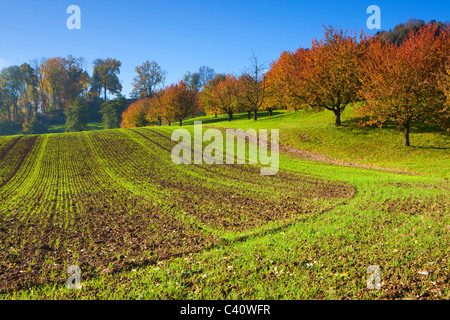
[[181, 107, 449, 178], [47, 122, 104, 134], [4, 108, 450, 300]]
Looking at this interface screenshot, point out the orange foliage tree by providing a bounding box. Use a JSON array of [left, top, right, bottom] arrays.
[[358, 24, 450, 146], [200, 74, 226, 117], [266, 27, 364, 125], [265, 49, 310, 112], [164, 81, 200, 126], [210, 75, 241, 121], [301, 27, 364, 126], [437, 63, 450, 129], [146, 91, 166, 126], [120, 98, 151, 128]]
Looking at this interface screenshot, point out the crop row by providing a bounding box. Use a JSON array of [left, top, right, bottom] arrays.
[[0, 132, 214, 292]]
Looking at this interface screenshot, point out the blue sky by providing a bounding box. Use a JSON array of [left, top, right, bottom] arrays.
[[0, 0, 449, 97]]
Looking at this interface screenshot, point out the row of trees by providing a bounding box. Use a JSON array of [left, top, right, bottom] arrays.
[[3, 20, 448, 147], [265, 23, 450, 146], [123, 22, 449, 147], [0, 57, 168, 134], [121, 81, 200, 128], [122, 55, 271, 128]]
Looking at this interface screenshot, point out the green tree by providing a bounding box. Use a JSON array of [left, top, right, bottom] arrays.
[[91, 58, 122, 101], [0, 66, 24, 124], [65, 97, 89, 132], [183, 71, 201, 91], [100, 95, 130, 129], [20, 63, 40, 120], [131, 60, 166, 99], [22, 119, 48, 134], [63, 56, 89, 109], [376, 18, 449, 45], [198, 66, 216, 89]]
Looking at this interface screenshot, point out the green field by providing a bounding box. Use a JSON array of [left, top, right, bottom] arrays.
[[47, 122, 104, 134], [1, 108, 449, 300]]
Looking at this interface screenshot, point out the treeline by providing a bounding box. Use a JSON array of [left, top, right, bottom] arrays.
[[2, 19, 449, 146], [123, 20, 450, 147], [376, 18, 448, 44], [0, 57, 169, 134], [121, 60, 269, 127], [266, 22, 450, 146]]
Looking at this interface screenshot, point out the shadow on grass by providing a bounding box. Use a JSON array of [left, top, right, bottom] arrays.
[[341, 117, 449, 136], [181, 111, 286, 126], [410, 145, 449, 150]]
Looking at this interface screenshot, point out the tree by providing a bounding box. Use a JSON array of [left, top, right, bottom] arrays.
[[40, 58, 66, 111], [200, 73, 226, 117], [120, 98, 151, 128], [359, 24, 450, 146], [438, 64, 450, 129], [198, 66, 216, 89], [0, 84, 8, 121], [0, 65, 24, 124], [376, 19, 448, 45], [40, 56, 89, 112], [300, 27, 364, 126], [184, 66, 216, 92], [265, 49, 311, 112], [131, 60, 166, 99], [22, 118, 48, 134], [0, 119, 20, 135], [62, 56, 89, 109], [183, 71, 201, 91], [100, 95, 129, 129], [20, 63, 40, 120], [31, 58, 48, 113], [239, 54, 267, 120], [210, 75, 240, 121], [65, 97, 89, 132], [164, 81, 199, 126], [91, 58, 122, 101], [147, 91, 166, 126]]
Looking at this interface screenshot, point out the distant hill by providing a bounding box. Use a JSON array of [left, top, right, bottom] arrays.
[[375, 18, 449, 44]]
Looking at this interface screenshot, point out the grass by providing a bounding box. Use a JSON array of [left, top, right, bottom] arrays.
[[1, 107, 449, 300], [180, 107, 449, 178], [47, 122, 104, 134]]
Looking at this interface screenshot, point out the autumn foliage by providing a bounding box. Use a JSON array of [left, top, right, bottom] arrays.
[[358, 23, 450, 146], [121, 23, 450, 147], [121, 81, 200, 128], [264, 23, 450, 146], [120, 98, 151, 128], [266, 27, 364, 126]]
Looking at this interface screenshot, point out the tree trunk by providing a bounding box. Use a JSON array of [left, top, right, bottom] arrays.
[[179, 119, 183, 126], [334, 110, 341, 127], [7, 105, 11, 123], [168, 120, 171, 126], [269, 109, 273, 116], [159, 118, 162, 126], [228, 112, 233, 122], [214, 113, 217, 118], [253, 109, 258, 121], [404, 121, 411, 147], [248, 111, 252, 119], [104, 86, 107, 101], [13, 103, 17, 124]]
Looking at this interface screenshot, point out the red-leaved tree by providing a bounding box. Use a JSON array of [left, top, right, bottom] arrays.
[[358, 23, 450, 146]]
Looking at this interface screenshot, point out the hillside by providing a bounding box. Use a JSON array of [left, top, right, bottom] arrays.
[[1, 108, 449, 299]]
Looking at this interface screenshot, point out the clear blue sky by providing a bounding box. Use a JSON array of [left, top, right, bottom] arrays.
[[0, 0, 449, 97]]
